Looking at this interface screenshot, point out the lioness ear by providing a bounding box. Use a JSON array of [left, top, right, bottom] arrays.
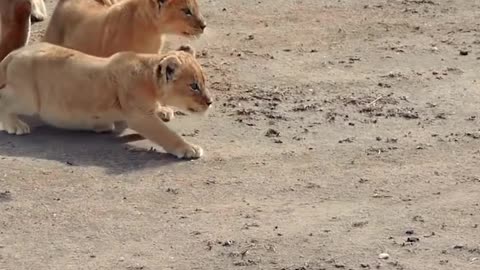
[[158, 55, 181, 82], [177, 45, 196, 57]]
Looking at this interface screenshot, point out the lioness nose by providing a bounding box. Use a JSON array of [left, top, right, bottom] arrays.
[[200, 21, 207, 30]]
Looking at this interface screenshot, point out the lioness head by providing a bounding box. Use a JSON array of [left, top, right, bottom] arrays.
[[156, 45, 212, 113], [154, 0, 206, 37]]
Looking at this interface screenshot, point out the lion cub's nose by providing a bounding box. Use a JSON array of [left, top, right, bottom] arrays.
[[200, 21, 207, 30], [206, 98, 213, 106]]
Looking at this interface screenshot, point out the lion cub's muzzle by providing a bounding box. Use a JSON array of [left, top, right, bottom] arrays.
[[192, 19, 207, 36], [189, 94, 213, 113]]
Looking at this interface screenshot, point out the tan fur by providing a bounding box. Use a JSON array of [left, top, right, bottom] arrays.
[[0, 42, 213, 159], [0, 0, 32, 61], [43, 0, 207, 57]]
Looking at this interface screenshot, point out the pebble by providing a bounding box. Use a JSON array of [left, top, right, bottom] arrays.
[[459, 49, 469, 56], [378, 253, 390, 259]]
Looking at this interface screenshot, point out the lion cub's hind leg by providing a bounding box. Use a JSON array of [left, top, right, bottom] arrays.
[[0, 85, 31, 135], [92, 122, 115, 133]]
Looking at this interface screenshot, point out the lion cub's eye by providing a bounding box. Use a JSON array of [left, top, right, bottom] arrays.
[[190, 82, 200, 92], [183, 8, 193, 16]]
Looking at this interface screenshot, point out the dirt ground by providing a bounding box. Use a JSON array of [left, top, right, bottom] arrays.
[[1, 0, 479, 269]]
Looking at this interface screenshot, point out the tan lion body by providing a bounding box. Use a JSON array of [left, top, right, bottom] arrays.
[[43, 0, 206, 57], [0, 42, 212, 159]]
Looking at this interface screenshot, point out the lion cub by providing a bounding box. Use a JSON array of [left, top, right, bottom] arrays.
[[0, 42, 213, 159], [0, 0, 32, 61], [44, 0, 207, 57]]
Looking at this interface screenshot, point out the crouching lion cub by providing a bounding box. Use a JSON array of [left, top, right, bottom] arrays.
[[44, 0, 207, 57], [0, 42, 213, 159]]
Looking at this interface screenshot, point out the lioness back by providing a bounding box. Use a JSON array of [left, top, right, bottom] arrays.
[[43, 0, 206, 57]]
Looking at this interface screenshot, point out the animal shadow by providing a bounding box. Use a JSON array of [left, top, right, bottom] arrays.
[[0, 121, 182, 175]]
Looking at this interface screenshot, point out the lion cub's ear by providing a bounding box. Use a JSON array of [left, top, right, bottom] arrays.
[[177, 45, 196, 58], [157, 55, 181, 82], [156, 0, 168, 7]]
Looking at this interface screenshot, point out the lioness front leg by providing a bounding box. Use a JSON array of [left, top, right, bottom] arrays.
[[126, 115, 203, 159]]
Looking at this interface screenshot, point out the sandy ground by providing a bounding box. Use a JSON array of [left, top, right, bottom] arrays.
[[1, 0, 480, 269]]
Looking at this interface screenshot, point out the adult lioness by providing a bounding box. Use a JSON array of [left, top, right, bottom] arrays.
[[0, 42, 213, 159], [0, 0, 32, 61], [0, 0, 48, 61], [44, 0, 207, 57]]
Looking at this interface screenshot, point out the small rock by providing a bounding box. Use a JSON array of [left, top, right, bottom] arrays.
[[265, 128, 280, 137], [222, 240, 234, 247], [459, 49, 469, 56], [378, 253, 390, 259], [406, 237, 420, 243], [405, 229, 415, 235]]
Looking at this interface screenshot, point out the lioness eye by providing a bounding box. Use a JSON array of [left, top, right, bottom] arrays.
[[190, 82, 200, 92], [183, 8, 192, 16]]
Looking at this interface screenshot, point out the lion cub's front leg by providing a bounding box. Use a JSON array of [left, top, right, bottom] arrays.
[[156, 103, 175, 122], [126, 114, 203, 159]]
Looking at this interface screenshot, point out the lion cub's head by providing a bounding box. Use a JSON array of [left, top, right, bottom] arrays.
[[153, 0, 206, 37], [155, 45, 212, 113]]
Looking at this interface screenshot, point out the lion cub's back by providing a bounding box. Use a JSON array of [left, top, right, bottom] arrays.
[[9, 42, 102, 72]]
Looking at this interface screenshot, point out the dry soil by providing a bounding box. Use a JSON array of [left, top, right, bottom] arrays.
[[1, 0, 479, 269]]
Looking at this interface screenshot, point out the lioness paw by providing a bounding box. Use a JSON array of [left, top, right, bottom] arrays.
[[172, 143, 203, 159], [0, 118, 31, 135], [157, 107, 175, 122]]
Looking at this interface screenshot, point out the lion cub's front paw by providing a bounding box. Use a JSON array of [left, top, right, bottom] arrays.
[[0, 118, 31, 135], [172, 143, 203, 159], [157, 106, 175, 122]]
